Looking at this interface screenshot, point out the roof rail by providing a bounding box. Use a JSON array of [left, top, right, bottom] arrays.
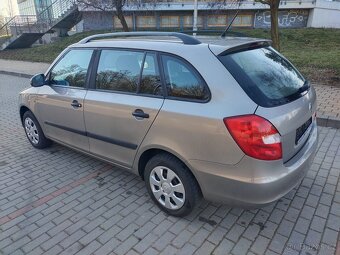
[[78, 32, 201, 45]]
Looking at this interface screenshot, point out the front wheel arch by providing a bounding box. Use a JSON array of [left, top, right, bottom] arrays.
[[19, 105, 31, 126]]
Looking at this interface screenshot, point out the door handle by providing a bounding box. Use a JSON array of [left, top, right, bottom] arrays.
[[132, 109, 149, 119], [71, 100, 82, 108]]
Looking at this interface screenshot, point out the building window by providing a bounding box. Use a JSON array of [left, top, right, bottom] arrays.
[[160, 16, 180, 28], [114, 16, 133, 29], [232, 15, 252, 27], [207, 15, 227, 27], [137, 16, 156, 28], [183, 15, 203, 27]]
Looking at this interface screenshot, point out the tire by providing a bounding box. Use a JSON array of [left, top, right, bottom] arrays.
[[144, 153, 201, 217], [22, 111, 52, 149]]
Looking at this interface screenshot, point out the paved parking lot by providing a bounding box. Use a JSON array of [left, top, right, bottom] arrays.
[[0, 74, 339, 255]]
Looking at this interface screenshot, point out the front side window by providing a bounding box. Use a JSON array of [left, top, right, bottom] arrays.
[[161, 55, 209, 101], [50, 49, 93, 88], [96, 50, 144, 93]]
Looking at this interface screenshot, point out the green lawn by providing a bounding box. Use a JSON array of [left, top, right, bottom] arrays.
[[0, 28, 339, 84]]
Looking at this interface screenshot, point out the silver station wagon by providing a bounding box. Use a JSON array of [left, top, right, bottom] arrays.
[[19, 32, 318, 216]]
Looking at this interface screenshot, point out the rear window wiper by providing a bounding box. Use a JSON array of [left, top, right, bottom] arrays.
[[297, 80, 310, 94]]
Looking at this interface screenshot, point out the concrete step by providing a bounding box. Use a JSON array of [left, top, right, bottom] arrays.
[[1, 33, 45, 50]]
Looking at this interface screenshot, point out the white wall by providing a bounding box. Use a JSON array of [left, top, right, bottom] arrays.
[[307, 0, 340, 28]]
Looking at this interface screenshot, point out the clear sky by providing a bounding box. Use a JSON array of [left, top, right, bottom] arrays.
[[0, 0, 19, 18]]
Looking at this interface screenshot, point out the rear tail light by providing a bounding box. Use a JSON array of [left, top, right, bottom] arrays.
[[224, 115, 282, 161]]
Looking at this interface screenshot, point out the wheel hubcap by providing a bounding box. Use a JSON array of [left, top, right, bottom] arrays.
[[149, 166, 185, 210], [24, 117, 39, 145]]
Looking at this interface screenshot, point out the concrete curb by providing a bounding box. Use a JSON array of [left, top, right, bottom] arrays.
[[317, 116, 340, 129], [1, 70, 340, 129]]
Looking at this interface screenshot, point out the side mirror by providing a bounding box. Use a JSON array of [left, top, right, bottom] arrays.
[[30, 74, 45, 87]]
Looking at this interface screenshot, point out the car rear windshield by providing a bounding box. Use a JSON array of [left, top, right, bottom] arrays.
[[218, 46, 308, 107]]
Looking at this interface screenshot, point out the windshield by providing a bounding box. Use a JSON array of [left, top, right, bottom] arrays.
[[218, 46, 308, 107]]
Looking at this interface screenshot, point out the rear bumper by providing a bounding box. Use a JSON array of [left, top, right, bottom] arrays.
[[190, 122, 318, 207]]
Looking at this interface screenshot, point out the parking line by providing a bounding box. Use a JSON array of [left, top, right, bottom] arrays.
[[0, 164, 111, 225]]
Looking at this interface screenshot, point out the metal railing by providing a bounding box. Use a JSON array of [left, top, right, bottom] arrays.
[[0, 0, 77, 38]]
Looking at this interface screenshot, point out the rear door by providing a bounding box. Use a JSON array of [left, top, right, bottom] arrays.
[[84, 49, 164, 167], [218, 46, 317, 162], [36, 49, 94, 151]]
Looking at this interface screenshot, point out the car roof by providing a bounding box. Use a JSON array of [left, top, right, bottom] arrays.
[[71, 33, 271, 56]]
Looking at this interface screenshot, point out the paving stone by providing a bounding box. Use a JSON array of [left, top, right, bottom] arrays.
[[177, 243, 197, 255], [322, 228, 338, 248], [114, 235, 139, 255], [74, 240, 101, 255], [133, 233, 158, 253], [287, 231, 305, 252], [207, 226, 228, 245], [195, 241, 215, 255], [300, 205, 316, 220], [268, 209, 285, 224], [225, 224, 245, 242], [304, 229, 322, 248], [172, 229, 193, 248], [134, 221, 156, 239], [59, 229, 87, 249], [152, 231, 176, 251], [277, 219, 294, 237], [21, 233, 50, 253], [326, 214, 340, 231], [251, 235, 271, 254], [78, 227, 105, 246], [268, 233, 288, 254], [212, 238, 234, 255], [310, 216, 326, 233], [41, 231, 68, 251], [116, 223, 139, 242], [261, 221, 278, 239], [189, 227, 210, 246], [231, 238, 251, 255], [0, 75, 339, 255], [159, 244, 178, 255]]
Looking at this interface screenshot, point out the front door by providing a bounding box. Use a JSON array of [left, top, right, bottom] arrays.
[[84, 49, 164, 167], [36, 49, 94, 151]]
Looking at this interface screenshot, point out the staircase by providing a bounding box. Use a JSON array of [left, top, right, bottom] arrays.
[[0, 0, 82, 50]]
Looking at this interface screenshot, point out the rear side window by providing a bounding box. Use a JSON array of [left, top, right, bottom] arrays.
[[139, 53, 162, 96], [96, 50, 144, 93], [218, 47, 307, 107], [50, 49, 93, 88], [161, 55, 209, 101]]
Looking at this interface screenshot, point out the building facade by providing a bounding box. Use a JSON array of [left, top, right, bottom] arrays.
[[17, 0, 52, 16], [74, 0, 340, 32]]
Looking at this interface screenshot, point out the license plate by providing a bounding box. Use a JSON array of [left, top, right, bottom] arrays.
[[295, 117, 312, 145]]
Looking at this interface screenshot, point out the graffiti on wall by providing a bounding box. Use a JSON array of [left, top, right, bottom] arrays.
[[254, 10, 309, 28]]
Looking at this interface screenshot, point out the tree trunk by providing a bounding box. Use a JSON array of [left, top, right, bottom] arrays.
[[116, 3, 129, 32], [270, 0, 280, 51]]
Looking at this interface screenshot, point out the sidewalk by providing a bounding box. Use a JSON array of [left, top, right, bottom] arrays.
[[0, 59, 50, 78], [0, 59, 339, 128]]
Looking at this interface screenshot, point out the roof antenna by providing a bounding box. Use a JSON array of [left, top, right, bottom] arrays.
[[221, 1, 241, 38]]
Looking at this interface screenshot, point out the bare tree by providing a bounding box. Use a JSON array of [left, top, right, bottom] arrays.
[[76, 0, 130, 31], [255, 0, 281, 50]]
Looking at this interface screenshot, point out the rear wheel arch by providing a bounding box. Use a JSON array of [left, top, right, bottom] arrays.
[[137, 148, 202, 194]]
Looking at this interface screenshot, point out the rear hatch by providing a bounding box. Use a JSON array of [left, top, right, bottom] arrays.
[[216, 43, 317, 162]]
